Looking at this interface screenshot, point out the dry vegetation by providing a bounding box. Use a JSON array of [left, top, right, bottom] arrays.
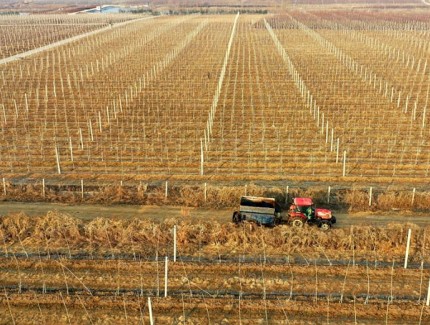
[[1, 7, 430, 324], [2, 180, 430, 213], [1, 212, 430, 323], [0, 211, 429, 262]]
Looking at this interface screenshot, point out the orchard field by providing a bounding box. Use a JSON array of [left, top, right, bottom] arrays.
[[1, 211, 430, 323], [0, 8, 429, 186], [2, 6, 430, 324]]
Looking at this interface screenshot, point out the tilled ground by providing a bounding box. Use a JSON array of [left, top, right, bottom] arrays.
[[1, 257, 430, 324]]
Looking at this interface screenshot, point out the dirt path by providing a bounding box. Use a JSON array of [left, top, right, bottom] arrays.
[[0, 201, 429, 228], [0, 16, 156, 66], [0, 201, 231, 223]]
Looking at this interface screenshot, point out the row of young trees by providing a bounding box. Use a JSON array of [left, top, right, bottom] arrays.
[[265, 10, 430, 180]]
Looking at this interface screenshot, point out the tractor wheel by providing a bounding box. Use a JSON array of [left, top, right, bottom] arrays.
[[291, 218, 304, 228], [320, 221, 331, 231], [232, 212, 242, 224]]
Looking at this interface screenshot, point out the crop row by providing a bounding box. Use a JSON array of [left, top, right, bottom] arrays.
[[1, 292, 427, 324], [264, 11, 430, 180], [1, 256, 430, 324], [1, 257, 429, 299]]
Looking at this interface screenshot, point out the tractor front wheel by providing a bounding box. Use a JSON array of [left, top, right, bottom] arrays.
[[291, 218, 304, 228], [320, 221, 331, 231]]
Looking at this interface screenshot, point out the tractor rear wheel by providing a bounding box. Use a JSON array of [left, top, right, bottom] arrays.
[[291, 218, 304, 228], [320, 221, 331, 231]]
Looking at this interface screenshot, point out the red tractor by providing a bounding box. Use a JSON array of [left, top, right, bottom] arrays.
[[288, 197, 336, 231]]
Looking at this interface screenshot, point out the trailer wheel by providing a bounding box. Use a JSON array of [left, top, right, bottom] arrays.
[[232, 211, 242, 224], [291, 218, 304, 228], [320, 221, 331, 231]]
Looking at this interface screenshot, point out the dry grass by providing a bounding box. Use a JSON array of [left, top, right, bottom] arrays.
[[1, 212, 428, 262], [2, 182, 429, 213]]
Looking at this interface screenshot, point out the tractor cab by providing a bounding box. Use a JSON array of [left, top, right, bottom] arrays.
[[289, 197, 314, 216]]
